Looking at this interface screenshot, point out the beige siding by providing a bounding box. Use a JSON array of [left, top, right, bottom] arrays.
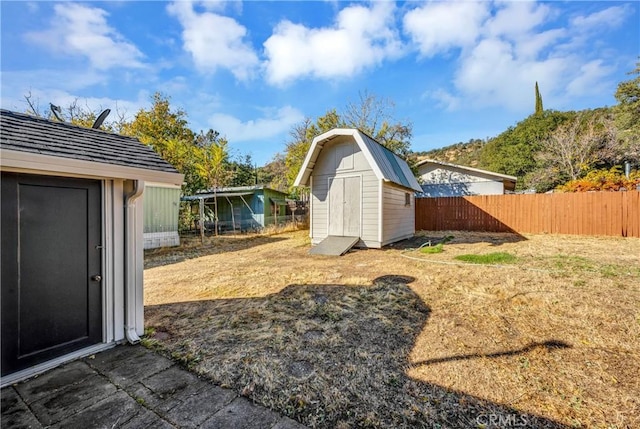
[[310, 138, 381, 245], [311, 176, 328, 242], [382, 183, 415, 245]]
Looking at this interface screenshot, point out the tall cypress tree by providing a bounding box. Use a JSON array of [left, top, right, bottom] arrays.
[[535, 82, 544, 115]]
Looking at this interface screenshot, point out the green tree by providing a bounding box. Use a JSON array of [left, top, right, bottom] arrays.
[[121, 92, 194, 157], [258, 153, 288, 191], [480, 110, 576, 189], [121, 93, 205, 193], [197, 133, 232, 235], [532, 109, 614, 190], [535, 82, 544, 116], [229, 154, 257, 187], [613, 61, 640, 160]]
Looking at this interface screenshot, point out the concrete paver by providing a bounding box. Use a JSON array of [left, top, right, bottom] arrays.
[[200, 397, 282, 429], [1, 344, 308, 429]]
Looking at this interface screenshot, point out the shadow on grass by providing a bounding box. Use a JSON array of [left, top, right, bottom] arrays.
[[144, 235, 288, 269], [144, 275, 569, 428], [413, 340, 571, 367], [388, 231, 527, 251]]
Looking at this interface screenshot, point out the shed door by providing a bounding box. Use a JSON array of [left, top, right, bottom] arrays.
[[328, 176, 360, 237], [1, 173, 102, 376]]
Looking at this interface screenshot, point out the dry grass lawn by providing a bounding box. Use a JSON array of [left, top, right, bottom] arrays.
[[143, 230, 640, 428]]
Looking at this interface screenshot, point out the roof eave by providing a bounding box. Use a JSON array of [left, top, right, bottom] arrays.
[[0, 149, 184, 186]]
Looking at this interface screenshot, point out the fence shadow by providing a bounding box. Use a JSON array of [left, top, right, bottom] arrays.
[[145, 275, 569, 428]]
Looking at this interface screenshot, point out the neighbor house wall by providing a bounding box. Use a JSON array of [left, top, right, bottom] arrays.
[[381, 182, 415, 246], [143, 183, 181, 249], [418, 164, 505, 196], [310, 136, 381, 245]]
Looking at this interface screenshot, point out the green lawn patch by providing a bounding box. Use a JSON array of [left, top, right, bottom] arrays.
[[454, 252, 517, 264], [420, 243, 444, 254]]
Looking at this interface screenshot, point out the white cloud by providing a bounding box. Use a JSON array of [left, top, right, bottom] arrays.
[[167, 1, 258, 80], [566, 60, 615, 97], [208, 106, 304, 141], [25, 3, 145, 70], [571, 5, 628, 32], [412, 1, 628, 112], [427, 89, 461, 111], [263, 2, 402, 85], [483, 1, 551, 39], [454, 38, 568, 110], [403, 1, 489, 57]]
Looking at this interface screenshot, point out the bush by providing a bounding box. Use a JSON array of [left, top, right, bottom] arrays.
[[557, 167, 640, 192]]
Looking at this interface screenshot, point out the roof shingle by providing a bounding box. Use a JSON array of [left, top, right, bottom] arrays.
[[0, 109, 179, 174]]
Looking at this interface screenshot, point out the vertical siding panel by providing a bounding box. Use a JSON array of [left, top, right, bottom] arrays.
[[415, 191, 640, 237]]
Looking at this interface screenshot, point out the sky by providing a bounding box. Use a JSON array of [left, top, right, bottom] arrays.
[[1, 1, 638, 166]]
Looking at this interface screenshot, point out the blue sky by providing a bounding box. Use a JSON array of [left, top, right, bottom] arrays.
[[1, 1, 638, 166]]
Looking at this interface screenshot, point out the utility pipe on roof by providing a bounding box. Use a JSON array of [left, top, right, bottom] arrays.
[[124, 179, 144, 344]]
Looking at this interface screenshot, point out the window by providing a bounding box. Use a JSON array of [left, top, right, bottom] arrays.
[[405, 193, 411, 206]]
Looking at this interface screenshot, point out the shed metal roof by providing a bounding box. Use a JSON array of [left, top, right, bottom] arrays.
[[294, 128, 422, 192], [0, 109, 179, 174]]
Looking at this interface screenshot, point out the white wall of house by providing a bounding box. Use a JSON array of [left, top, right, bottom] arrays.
[[418, 164, 508, 196]]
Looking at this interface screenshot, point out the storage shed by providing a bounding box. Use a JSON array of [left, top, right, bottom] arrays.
[[0, 110, 183, 386], [294, 128, 422, 249]]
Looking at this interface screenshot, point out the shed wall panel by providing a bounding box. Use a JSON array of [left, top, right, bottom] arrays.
[[310, 138, 380, 244], [382, 183, 415, 243]]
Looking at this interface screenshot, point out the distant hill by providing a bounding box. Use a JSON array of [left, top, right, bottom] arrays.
[[412, 107, 622, 192], [413, 139, 485, 168]]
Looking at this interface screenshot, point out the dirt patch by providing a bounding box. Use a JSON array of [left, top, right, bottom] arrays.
[[144, 230, 640, 428]]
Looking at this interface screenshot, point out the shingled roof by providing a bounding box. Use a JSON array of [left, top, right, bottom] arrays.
[[0, 109, 178, 174]]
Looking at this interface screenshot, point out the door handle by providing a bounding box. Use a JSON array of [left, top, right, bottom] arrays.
[[91, 275, 102, 282]]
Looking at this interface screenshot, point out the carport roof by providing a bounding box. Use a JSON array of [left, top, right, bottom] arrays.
[[0, 109, 179, 174]]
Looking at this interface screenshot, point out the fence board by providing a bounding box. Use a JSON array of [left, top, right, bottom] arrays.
[[415, 191, 640, 238]]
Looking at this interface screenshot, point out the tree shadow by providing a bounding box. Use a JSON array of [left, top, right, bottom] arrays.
[[144, 275, 570, 428], [144, 235, 288, 269], [388, 231, 526, 251]]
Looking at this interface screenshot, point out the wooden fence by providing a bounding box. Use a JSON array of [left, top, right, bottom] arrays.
[[415, 191, 640, 238]]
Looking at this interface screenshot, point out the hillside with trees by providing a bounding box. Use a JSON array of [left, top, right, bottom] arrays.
[[416, 62, 639, 192]]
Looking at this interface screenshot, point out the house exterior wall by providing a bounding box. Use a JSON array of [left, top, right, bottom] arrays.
[[143, 184, 181, 249], [381, 183, 416, 246], [310, 136, 381, 246], [0, 152, 172, 386], [418, 164, 506, 196]]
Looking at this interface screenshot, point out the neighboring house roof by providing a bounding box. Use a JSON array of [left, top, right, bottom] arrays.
[[184, 185, 287, 200], [415, 158, 517, 182], [0, 109, 179, 174], [294, 128, 422, 192]]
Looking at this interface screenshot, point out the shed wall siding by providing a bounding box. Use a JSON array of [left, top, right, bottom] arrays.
[[382, 183, 415, 244], [310, 138, 380, 244]]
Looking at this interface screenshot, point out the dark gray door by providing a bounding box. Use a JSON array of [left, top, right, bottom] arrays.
[[1, 173, 102, 376]]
